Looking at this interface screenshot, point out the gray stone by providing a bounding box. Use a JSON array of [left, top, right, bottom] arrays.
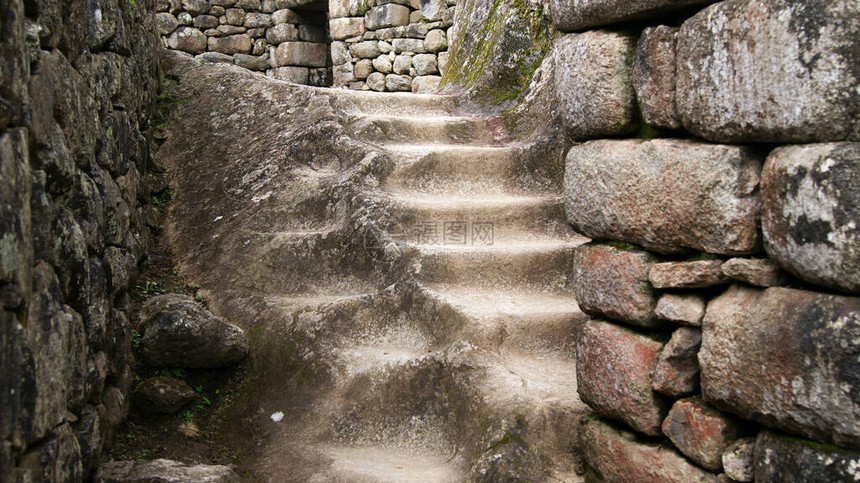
[[577, 320, 669, 436], [193, 15, 219, 29], [330, 17, 365, 40], [572, 244, 661, 328], [655, 293, 706, 326], [554, 31, 637, 140], [139, 294, 248, 368], [195, 52, 234, 65], [551, 0, 710, 32], [700, 285, 860, 450], [208, 34, 252, 55], [676, 0, 860, 143], [721, 258, 786, 288], [98, 459, 239, 482], [365, 4, 410, 30], [181, 0, 210, 14], [177, 11, 193, 26], [412, 54, 438, 76], [225, 8, 245, 26], [580, 416, 720, 483], [564, 139, 763, 255], [385, 74, 412, 92], [275, 42, 327, 67], [761, 143, 860, 294], [333, 63, 356, 86], [411, 75, 441, 94], [217, 24, 246, 35], [722, 437, 755, 483], [271, 66, 310, 83], [393, 54, 412, 74], [350, 40, 381, 59], [155, 13, 180, 36], [167, 27, 207, 54], [649, 260, 727, 289], [378, 40, 393, 53], [424, 29, 447, 52], [754, 431, 860, 482], [234, 53, 270, 71], [633, 26, 681, 130], [266, 23, 298, 44], [17, 424, 83, 482], [135, 377, 197, 414], [244, 13, 273, 28], [653, 327, 701, 397], [236, 0, 261, 8], [392, 38, 425, 54], [366, 72, 386, 91], [437, 50, 448, 76], [272, 8, 301, 25], [331, 41, 351, 66], [372, 55, 393, 74], [354, 59, 373, 80], [662, 398, 746, 471], [419, 0, 446, 21]]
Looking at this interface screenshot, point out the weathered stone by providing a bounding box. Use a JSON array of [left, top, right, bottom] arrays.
[[298, 25, 326, 43], [580, 416, 720, 483], [331, 41, 351, 66], [552, 0, 709, 32], [275, 42, 327, 67], [155, 13, 180, 36], [633, 25, 681, 130], [419, 0, 445, 21], [181, 0, 210, 14], [554, 31, 637, 139], [577, 320, 668, 435], [98, 459, 239, 483], [365, 4, 410, 30], [234, 53, 270, 71], [236, 0, 261, 8], [662, 398, 746, 471], [272, 8, 301, 25], [572, 244, 661, 328], [139, 294, 248, 368], [676, 0, 860, 143], [393, 54, 412, 74], [330, 17, 365, 40], [721, 258, 786, 288], [754, 431, 860, 482], [649, 260, 727, 289], [424, 29, 447, 53], [308, 68, 332, 87], [244, 13, 273, 28], [266, 23, 298, 44], [225, 8, 245, 26], [17, 423, 83, 482], [166, 27, 207, 53], [366, 72, 386, 91], [177, 11, 193, 26], [378, 40, 393, 53], [437, 51, 448, 76], [655, 293, 706, 327], [722, 437, 755, 483], [412, 75, 440, 94], [392, 38, 425, 54], [208, 34, 252, 55], [135, 377, 198, 415], [564, 139, 763, 255], [653, 327, 701, 397], [385, 74, 412, 92], [271, 66, 310, 83], [350, 40, 381, 59], [700, 285, 860, 450], [354, 59, 373, 80], [412, 54, 438, 75], [761, 143, 860, 294], [333, 63, 356, 86], [196, 52, 234, 65], [193, 15, 219, 29], [372, 56, 393, 74], [217, 24, 247, 35]]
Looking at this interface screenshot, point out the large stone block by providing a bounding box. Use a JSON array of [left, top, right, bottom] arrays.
[[633, 26, 681, 130], [676, 0, 860, 143], [572, 244, 661, 328], [564, 139, 762, 255], [762, 143, 860, 294], [649, 260, 726, 289], [275, 42, 328, 67], [577, 320, 669, 436], [662, 398, 746, 471], [700, 285, 860, 450], [166, 26, 207, 53], [365, 4, 410, 30], [580, 416, 720, 483], [330, 17, 365, 40], [755, 431, 860, 482], [554, 31, 637, 140], [552, 0, 711, 32], [99, 459, 239, 482], [207, 34, 252, 55]]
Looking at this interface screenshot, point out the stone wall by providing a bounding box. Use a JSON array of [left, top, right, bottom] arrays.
[[0, 0, 160, 480], [157, 0, 333, 86], [546, 0, 860, 480]]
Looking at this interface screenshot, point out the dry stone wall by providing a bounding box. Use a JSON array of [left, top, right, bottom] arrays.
[[0, 0, 160, 480], [546, 0, 860, 479]]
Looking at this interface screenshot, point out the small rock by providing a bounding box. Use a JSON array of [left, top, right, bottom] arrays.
[[195, 52, 234, 65], [653, 327, 701, 397], [192, 14, 219, 29], [649, 260, 726, 289], [135, 377, 197, 415], [372, 55, 393, 74], [181, 0, 210, 14], [411, 54, 437, 76], [655, 293, 706, 326], [393, 54, 412, 74], [354, 59, 373, 79], [722, 437, 755, 482], [166, 27, 207, 54], [367, 72, 386, 91], [392, 38, 425, 54], [155, 13, 179, 36], [662, 398, 746, 471], [424, 29, 447, 52], [272, 8, 301, 25], [99, 459, 239, 482], [385, 74, 412, 92], [412, 75, 441, 93], [349, 40, 381, 59], [721, 258, 785, 287], [331, 41, 351, 66]]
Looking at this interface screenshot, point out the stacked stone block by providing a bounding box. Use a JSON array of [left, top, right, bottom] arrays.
[[553, 0, 860, 480], [157, 0, 333, 86], [330, 0, 457, 93]]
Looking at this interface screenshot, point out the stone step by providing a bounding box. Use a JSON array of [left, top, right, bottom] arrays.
[[352, 115, 497, 145], [306, 445, 466, 483], [331, 90, 459, 117]]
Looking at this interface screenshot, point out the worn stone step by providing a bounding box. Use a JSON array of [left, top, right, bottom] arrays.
[[352, 115, 497, 145], [331, 90, 459, 117], [306, 445, 466, 483]]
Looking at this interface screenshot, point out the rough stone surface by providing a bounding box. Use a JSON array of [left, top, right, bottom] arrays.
[[98, 459, 240, 482], [385, 74, 412, 92], [271, 66, 309, 83], [761, 143, 860, 294], [722, 437, 755, 482], [580, 416, 720, 483], [208, 34, 252, 55], [365, 4, 410, 30], [350, 40, 381, 59], [412, 75, 441, 93], [721, 258, 786, 288], [633, 26, 681, 130], [275, 42, 327, 67], [139, 294, 249, 368], [354, 59, 373, 79], [425, 29, 447, 52], [655, 293, 706, 326], [552, 0, 711, 32], [649, 260, 727, 289], [662, 398, 746, 471], [234, 53, 270, 71], [554, 31, 637, 140], [653, 327, 701, 397], [577, 320, 669, 436], [156, 13, 180, 36], [564, 139, 763, 255], [266, 23, 297, 44], [412, 54, 438, 75], [676, 0, 860, 143], [372, 56, 393, 74], [700, 285, 860, 450], [392, 38, 426, 54], [754, 431, 860, 482], [572, 244, 661, 328], [330, 17, 365, 40], [366, 72, 386, 91], [134, 377, 198, 415], [167, 27, 208, 53]]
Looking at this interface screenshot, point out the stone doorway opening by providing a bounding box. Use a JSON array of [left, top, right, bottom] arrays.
[[270, 0, 333, 87]]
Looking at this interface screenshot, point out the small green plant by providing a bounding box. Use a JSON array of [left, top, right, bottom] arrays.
[[153, 76, 183, 131], [182, 410, 194, 424], [136, 280, 164, 295], [131, 329, 142, 349], [160, 368, 184, 378]]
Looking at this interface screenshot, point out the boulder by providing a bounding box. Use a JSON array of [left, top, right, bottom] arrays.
[[755, 431, 860, 482], [653, 327, 701, 397], [662, 398, 746, 471], [139, 294, 248, 368], [648, 260, 727, 289], [761, 143, 860, 294], [572, 244, 661, 328], [365, 5, 410, 30], [676, 0, 860, 143], [564, 139, 763, 255], [98, 459, 239, 482], [633, 25, 681, 130], [554, 31, 637, 140], [166, 27, 207, 54], [721, 258, 785, 288], [155, 13, 180, 36], [134, 377, 197, 415], [700, 285, 860, 450], [580, 416, 720, 483], [655, 293, 705, 326], [577, 320, 669, 436]]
